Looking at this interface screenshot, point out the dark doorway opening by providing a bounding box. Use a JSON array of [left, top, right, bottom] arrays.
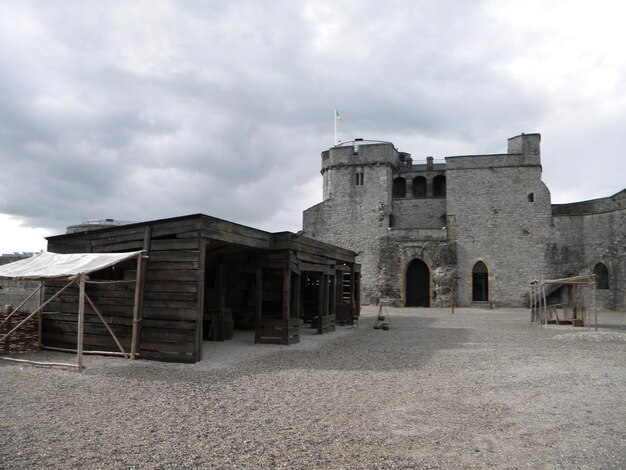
[[593, 263, 609, 289], [406, 259, 430, 307], [472, 261, 489, 302]]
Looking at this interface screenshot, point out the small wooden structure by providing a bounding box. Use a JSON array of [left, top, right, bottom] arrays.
[[529, 276, 597, 330], [34, 214, 360, 363], [0, 251, 145, 369]]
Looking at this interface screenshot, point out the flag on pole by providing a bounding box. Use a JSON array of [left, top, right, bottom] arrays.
[[334, 109, 343, 145]]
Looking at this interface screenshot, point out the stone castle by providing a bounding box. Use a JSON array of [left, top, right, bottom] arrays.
[[303, 134, 625, 309]]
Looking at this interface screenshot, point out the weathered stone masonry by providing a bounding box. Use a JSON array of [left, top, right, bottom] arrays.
[[303, 134, 625, 309]]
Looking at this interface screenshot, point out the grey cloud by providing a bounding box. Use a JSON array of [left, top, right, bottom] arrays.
[[0, 0, 623, 245]]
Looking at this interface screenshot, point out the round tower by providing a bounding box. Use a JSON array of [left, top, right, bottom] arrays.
[[304, 140, 402, 303]]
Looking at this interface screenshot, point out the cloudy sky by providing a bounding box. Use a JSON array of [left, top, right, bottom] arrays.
[[1, 0, 625, 253]]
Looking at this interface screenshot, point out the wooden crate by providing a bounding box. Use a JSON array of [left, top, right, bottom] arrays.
[[255, 318, 300, 345], [314, 314, 336, 334]]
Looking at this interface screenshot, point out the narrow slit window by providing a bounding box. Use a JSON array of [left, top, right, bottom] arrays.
[[527, 193, 535, 202]]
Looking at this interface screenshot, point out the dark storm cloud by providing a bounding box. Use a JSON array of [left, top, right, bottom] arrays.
[[0, 0, 624, 250]]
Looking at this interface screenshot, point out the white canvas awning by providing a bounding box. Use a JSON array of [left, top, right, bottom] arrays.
[[0, 251, 142, 280], [1, 250, 145, 369]]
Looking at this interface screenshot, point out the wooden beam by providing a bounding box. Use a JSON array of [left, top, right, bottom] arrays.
[[0, 284, 42, 330], [196, 238, 206, 362], [330, 274, 336, 318], [350, 264, 356, 309], [131, 226, 151, 359], [84, 292, 129, 358], [317, 273, 324, 333], [256, 266, 263, 323], [0, 356, 79, 369], [292, 273, 301, 320], [77, 275, 85, 370], [323, 274, 329, 317], [38, 281, 44, 350], [0, 278, 75, 344], [282, 267, 291, 321]]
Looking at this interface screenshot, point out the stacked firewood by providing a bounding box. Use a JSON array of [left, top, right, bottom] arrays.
[[0, 306, 39, 354]]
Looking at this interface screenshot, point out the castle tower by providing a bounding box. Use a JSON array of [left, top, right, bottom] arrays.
[[303, 140, 401, 303], [304, 133, 562, 308], [445, 133, 553, 307]]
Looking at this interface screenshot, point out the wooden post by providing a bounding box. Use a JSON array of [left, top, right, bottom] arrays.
[[318, 273, 325, 316], [38, 281, 44, 350], [292, 272, 301, 320], [330, 273, 336, 318], [282, 267, 291, 321], [316, 273, 324, 334], [255, 266, 263, 323], [196, 238, 206, 362], [77, 275, 86, 370], [529, 284, 533, 323], [571, 284, 578, 321], [593, 280, 598, 331], [450, 275, 456, 315], [349, 264, 356, 309], [131, 227, 151, 360], [218, 262, 226, 311], [130, 254, 143, 360], [542, 282, 548, 329]]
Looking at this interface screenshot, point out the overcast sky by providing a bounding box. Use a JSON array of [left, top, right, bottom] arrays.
[[1, 0, 625, 253]]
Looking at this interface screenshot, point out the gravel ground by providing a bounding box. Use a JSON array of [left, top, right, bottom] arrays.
[[1, 307, 625, 469]]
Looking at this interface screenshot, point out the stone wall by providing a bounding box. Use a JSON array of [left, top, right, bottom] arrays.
[[378, 236, 456, 307], [303, 134, 624, 310], [303, 142, 399, 304], [552, 190, 626, 309], [0, 254, 39, 312], [391, 199, 447, 228], [444, 135, 553, 307]]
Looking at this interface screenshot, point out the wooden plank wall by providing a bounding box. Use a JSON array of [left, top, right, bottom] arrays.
[[43, 280, 135, 353], [41, 215, 362, 362], [201, 217, 272, 250], [46, 217, 204, 363]]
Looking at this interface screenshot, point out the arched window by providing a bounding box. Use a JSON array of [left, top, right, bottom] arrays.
[[413, 176, 427, 198], [594, 263, 609, 289], [433, 175, 446, 197], [472, 261, 489, 302], [392, 177, 406, 198]]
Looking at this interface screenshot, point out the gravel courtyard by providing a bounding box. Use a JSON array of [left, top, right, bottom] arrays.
[[1, 307, 625, 469]]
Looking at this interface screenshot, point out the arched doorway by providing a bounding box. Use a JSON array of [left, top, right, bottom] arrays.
[[406, 259, 430, 307], [593, 263, 609, 289], [472, 261, 489, 302]]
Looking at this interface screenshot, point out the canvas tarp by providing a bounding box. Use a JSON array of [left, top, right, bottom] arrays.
[[0, 251, 142, 280]]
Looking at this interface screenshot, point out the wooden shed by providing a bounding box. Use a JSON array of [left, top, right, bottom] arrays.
[[43, 214, 360, 363]]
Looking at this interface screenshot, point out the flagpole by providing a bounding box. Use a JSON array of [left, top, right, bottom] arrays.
[[334, 109, 337, 145]]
